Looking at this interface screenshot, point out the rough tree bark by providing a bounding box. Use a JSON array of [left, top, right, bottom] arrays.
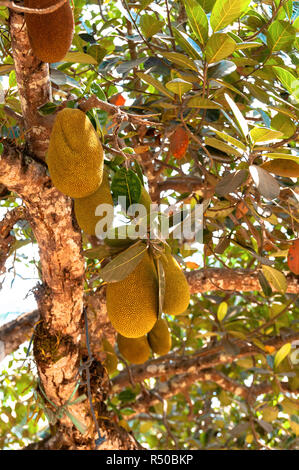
[[0, 11, 140, 450]]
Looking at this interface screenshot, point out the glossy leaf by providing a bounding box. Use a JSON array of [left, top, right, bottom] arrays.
[[210, 0, 251, 32]]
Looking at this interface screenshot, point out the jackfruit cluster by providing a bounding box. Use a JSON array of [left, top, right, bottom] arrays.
[[24, 0, 74, 64], [74, 170, 113, 236], [117, 318, 172, 365], [117, 334, 151, 364], [147, 318, 172, 356], [106, 251, 158, 338], [46, 108, 104, 198]]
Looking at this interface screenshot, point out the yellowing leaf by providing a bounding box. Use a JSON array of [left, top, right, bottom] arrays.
[[274, 343, 291, 369], [261, 265, 287, 294], [250, 127, 284, 145], [62, 52, 98, 65], [217, 301, 228, 321]]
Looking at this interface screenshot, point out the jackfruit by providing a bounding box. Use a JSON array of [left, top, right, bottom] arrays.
[[162, 253, 190, 315], [148, 318, 172, 355], [46, 108, 104, 198], [117, 334, 151, 364], [74, 170, 113, 236], [260, 159, 299, 178], [102, 338, 118, 374], [106, 251, 158, 338], [24, 0, 74, 63]]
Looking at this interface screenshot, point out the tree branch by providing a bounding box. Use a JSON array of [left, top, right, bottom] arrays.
[[112, 332, 299, 392], [0, 205, 27, 274], [186, 268, 299, 294], [0, 309, 39, 360]]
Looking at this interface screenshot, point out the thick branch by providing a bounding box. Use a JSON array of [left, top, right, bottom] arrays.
[[158, 176, 214, 197], [9, 11, 52, 158], [112, 332, 299, 392], [0, 205, 26, 274], [186, 268, 299, 294], [0, 309, 39, 360]]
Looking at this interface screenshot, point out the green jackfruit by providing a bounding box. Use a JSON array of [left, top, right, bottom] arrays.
[[148, 318, 172, 355], [106, 251, 158, 338], [117, 334, 150, 364], [46, 108, 103, 198], [74, 170, 113, 236], [24, 0, 74, 63], [102, 338, 118, 374], [162, 253, 190, 315]]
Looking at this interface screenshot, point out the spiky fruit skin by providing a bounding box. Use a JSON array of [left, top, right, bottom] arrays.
[[162, 253, 190, 315], [46, 108, 103, 198], [24, 0, 74, 63], [117, 334, 150, 364], [148, 318, 172, 355], [74, 170, 113, 236], [106, 251, 158, 338]]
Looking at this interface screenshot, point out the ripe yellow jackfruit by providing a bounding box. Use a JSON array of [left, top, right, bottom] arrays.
[[24, 0, 74, 63], [102, 338, 118, 374], [117, 334, 151, 364], [74, 170, 113, 236], [148, 318, 172, 355], [46, 108, 104, 198], [162, 253, 190, 315], [106, 251, 158, 338], [260, 159, 299, 178]]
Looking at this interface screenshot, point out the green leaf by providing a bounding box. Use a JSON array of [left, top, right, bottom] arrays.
[[209, 128, 246, 150], [249, 127, 284, 145], [205, 33, 236, 64], [64, 409, 87, 435], [160, 51, 198, 72], [205, 136, 242, 157], [83, 245, 111, 259], [137, 72, 174, 99], [273, 66, 299, 103], [165, 78, 192, 98], [62, 51, 98, 65], [111, 168, 142, 208], [271, 113, 296, 139], [187, 97, 222, 108], [140, 14, 164, 39], [261, 265, 287, 294], [263, 153, 299, 163], [267, 20, 296, 52], [274, 343, 292, 370], [183, 0, 209, 44], [173, 29, 202, 59], [198, 0, 216, 12], [224, 93, 248, 140], [236, 42, 263, 49], [210, 0, 251, 32], [99, 241, 148, 283], [217, 301, 228, 321]]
